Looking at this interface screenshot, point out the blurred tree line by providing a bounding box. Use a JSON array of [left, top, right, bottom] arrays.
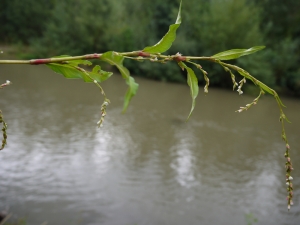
[[1, 0, 299, 96]]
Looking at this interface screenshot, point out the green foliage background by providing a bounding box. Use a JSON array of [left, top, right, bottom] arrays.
[[1, 0, 299, 96]]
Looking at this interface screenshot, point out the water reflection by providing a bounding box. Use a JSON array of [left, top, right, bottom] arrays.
[[170, 127, 199, 188], [0, 64, 300, 224]]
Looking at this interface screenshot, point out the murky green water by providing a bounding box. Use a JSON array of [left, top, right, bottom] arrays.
[[0, 64, 299, 225]]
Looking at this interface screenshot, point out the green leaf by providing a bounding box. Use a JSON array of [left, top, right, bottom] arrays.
[[178, 62, 199, 120], [257, 81, 274, 95], [100, 51, 139, 112], [212, 46, 265, 60], [124, 76, 139, 112], [47, 63, 90, 81], [236, 66, 286, 108], [143, 0, 182, 54], [88, 65, 113, 82], [236, 68, 273, 95], [46, 63, 112, 83]]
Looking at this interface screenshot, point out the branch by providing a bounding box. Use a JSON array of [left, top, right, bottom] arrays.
[[0, 0, 293, 209]]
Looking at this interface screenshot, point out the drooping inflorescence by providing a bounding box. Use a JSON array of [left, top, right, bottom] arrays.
[[0, 0, 294, 210], [0, 110, 8, 150]]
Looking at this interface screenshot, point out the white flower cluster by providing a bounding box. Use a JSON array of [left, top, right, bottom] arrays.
[[97, 100, 109, 128], [150, 57, 158, 62], [204, 86, 208, 94], [237, 78, 246, 95]]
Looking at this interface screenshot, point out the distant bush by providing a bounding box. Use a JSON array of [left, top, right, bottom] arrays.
[[1, 0, 300, 96]]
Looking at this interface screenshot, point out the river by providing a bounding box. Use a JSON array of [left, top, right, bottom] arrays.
[[0, 63, 299, 225]]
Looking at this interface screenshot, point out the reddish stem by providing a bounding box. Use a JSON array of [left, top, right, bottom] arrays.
[[83, 54, 101, 59], [30, 59, 52, 65], [174, 55, 187, 62], [138, 51, 151, 57]]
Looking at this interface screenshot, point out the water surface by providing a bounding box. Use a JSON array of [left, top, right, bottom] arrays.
[[0, 64, 299, 225]]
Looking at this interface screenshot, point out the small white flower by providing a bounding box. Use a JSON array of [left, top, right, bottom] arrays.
[[97, 120, 101, 125], [291, 201, 294, 206], [289, 176, 293, 180], [6, 80, 11, 85], [286, 182, 289, 185], [288, 205, 291, 210], [93, 80, 97, 84], [237, 109, 243, 113], [0, 51, 3, 54], [243, 78, 246, 83], [238, 90, 243, 95], [103, 101, 109, 106], [150, 57, 158, 62]]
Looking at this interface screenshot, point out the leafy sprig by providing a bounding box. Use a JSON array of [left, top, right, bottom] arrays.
[[0, 0, 293, 210]]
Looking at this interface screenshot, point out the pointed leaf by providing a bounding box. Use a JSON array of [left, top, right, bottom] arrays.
[[100, 51, 139, 112], [178, 62, 199, 120], [143, 0, 182, 54], [212, 46, 265, 60], [124, 76, 139, 112]]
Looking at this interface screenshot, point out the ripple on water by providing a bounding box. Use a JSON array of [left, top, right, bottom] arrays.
[[0, 68, 299, 224]]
